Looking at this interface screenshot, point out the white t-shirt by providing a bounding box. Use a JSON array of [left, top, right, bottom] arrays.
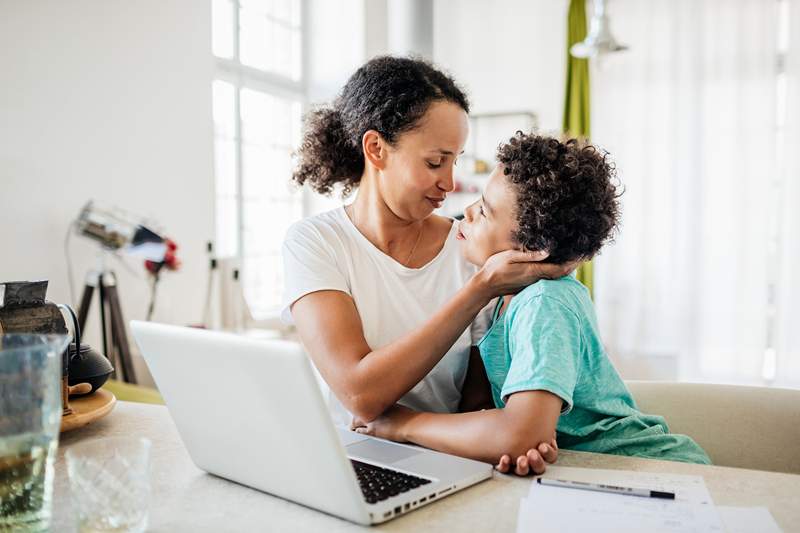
[[281, 207, 492, 425]]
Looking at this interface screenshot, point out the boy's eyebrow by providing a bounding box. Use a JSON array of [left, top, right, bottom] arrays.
[[481, 194, 493, 216]]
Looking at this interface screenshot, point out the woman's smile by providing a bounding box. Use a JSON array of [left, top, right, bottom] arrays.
[[426, 196, 445, 209]]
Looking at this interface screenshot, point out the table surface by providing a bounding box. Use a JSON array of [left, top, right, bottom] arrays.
[[52, 402, 800, 532]]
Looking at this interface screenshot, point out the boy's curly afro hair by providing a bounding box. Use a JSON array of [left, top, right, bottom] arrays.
[[497, 133, 622, 264]]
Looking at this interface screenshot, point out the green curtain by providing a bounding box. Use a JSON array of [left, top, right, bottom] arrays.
[[563, 0, 594, 297]]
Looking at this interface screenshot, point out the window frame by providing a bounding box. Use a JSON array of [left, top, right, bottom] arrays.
[[212, 0, 309, 315]]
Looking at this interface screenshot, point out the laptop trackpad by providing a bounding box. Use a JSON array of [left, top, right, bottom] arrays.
[[346, 439, 422, 464]]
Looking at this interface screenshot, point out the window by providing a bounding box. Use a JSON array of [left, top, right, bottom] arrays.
[[211, 0, 305, 318], [591, 0, 800, 387]]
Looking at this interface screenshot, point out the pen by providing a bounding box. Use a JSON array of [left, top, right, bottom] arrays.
[[537, 478, 676, 500]]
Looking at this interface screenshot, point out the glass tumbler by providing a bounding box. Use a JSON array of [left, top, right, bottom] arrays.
[[0, 333, 68, 532], [65, 437, 152, 533]]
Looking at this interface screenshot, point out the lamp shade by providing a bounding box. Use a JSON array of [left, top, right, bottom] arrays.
[[570, 0, 628, 58]]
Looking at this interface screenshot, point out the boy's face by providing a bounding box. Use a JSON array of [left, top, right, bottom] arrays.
[[456, 165, 520, 266]]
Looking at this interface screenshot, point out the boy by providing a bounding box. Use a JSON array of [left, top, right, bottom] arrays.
[[353, 133, 710, 465]]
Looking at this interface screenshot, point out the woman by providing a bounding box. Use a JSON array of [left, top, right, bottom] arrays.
[[282, 56, 572, 475]]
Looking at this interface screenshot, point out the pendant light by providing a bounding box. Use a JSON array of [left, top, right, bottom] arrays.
[[570, 0, 629, 58]]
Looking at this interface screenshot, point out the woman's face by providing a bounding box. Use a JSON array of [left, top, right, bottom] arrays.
[[380, 101, 469, 221], [457, 166, 521, 266]]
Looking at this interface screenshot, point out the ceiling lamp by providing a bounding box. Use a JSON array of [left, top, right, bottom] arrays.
[[570, 0, 629, 58]]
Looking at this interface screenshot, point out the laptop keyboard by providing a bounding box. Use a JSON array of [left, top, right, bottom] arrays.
[[351, 459, 432, 504]]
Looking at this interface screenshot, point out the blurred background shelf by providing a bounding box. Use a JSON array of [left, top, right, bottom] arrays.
[[439, 111, 538, 218]]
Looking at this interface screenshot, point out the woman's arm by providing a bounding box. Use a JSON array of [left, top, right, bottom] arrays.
[[354, 390, 563, 464], [292, 275, 491, 422], [292, 250, 575, 422]]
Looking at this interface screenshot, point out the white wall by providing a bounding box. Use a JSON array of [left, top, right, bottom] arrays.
[[306, 0, 367, 104], [304, 0, 370, 213], [0, 1, 215, 385], [365, 0, 390, 58], [433, 0, 568, 133], [387, 0, 434, 58]]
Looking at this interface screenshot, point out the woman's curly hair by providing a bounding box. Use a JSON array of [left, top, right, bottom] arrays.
[[497, 133, 622, 264], [292, 56, 469, 197]]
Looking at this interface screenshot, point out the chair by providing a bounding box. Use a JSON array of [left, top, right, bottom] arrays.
[[625, 380, 800, 474]]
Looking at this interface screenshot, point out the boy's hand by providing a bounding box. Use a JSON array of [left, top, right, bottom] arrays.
[[351, 404, 416, 442], [495, 435, 559, 476]]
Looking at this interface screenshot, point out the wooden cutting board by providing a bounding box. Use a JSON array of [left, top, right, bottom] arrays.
[[60, 389, 116, 433]]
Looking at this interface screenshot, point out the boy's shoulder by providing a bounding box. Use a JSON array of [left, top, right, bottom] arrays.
[[508, 275, 591, 318]]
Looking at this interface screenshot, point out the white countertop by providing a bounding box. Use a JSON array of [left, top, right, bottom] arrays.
[[52, 402, 800, 532]]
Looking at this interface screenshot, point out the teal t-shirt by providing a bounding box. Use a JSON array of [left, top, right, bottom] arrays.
[[477, 275, 711, 465]]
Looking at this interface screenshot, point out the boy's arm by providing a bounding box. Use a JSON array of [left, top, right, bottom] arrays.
[[458, 347, 495, 412], [355, 390, 562, 464], [456, 347, 559, 473]]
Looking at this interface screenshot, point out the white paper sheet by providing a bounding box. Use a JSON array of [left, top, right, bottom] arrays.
[[516, 467, 726, 533], [717, 506, 782, 533]]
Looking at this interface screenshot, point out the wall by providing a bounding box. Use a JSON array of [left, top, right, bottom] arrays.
[[0, 0, 215, 385], [303, 0, 370, 214], [306, 0, 367, 104], [433, 0, 568, 133]]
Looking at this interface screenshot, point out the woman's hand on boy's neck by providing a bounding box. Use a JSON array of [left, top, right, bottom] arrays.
[[473, 249, 579, 299]]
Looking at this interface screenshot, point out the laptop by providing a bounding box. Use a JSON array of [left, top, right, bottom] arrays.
[[130, 321, 492, 525]]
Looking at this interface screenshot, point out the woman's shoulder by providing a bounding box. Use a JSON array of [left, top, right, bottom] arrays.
[[285, 207, 348, 242], [283, 208, 356, 264], [289, 206, 347, 230]]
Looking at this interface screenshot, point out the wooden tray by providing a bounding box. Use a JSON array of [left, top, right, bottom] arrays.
[[60, 389, 116, 433]]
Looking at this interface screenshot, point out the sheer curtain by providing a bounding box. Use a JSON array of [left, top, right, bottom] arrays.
[[590, 0, 793, 385], [776, 0, 800, 387]]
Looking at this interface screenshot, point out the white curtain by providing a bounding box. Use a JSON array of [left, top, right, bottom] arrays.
[[590, 0, 799, 386], [775, 0, 800, 387]]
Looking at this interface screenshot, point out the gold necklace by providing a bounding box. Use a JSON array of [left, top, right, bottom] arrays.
[[404, 221, 424, 266], [349, 204, 424, 266]]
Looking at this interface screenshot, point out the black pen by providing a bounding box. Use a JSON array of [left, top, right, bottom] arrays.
[[537, 478, 676, 499]]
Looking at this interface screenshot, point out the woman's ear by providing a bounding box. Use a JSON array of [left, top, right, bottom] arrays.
[[362, 130, 388, 170]]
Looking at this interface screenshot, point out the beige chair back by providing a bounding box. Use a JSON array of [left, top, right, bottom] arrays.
[[625, 380, 800, 474]]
